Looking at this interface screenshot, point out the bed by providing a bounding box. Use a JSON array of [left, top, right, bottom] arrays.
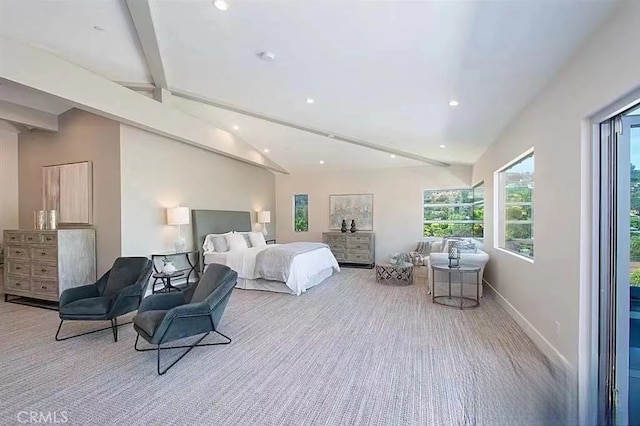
[[192, 209, 339, 295]]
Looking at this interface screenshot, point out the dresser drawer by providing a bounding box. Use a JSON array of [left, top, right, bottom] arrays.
[[7, 261, 30, 276], [6, 245, 29, 260], [4, 231, 22, 243], [346, 252, 371, 262], [4, 275, 30, 292], [324, 235, 346, 244], [31, 263, 58, 279], [31, 246, 58, 262], [346, 242, 370, 251], [347, 235, 372, 243], [31, 279, 57, 297], [333, 252, 347, 262], [40, 232, 58, 245], [22, 232, 40, 244]]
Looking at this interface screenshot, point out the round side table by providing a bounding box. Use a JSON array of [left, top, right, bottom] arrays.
[[376, 262, 414, 285], [430, 263, 480, 309], [152, 271, 185, 293]]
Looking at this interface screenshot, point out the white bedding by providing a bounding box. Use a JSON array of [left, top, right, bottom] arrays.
[[204, 244, 339, 295]]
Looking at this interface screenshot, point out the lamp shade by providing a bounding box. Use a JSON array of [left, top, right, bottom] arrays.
[[257, 211, 271, 224], [167, 207, 190, 226]]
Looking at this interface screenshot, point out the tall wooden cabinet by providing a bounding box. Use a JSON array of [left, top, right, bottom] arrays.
[[3, 229, 96, 302], [322, 232, 375, 268]]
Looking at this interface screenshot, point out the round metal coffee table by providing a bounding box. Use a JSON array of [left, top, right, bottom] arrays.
[[431, 263, 480, 309], [376, 262, 413, 285]]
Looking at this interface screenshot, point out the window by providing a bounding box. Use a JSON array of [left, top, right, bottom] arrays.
[[423, 182, 484, 239], [496, 151, 534, 258], [293, 194, 308, 232]]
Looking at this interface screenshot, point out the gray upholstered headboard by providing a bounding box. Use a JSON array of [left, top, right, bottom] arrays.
[[192, 209, 252, 253]]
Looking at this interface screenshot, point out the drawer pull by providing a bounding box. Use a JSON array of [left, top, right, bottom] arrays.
[[15, 266, 21, 270], [41, 269, 48, 273], [15, 283, 21, 286], [10, 236, 16, 240], [41, 286, 47, 290], [46, 237, 52, 241], [15, 250, 22, 254], [27, 237, 34, 241], [41, 252, 47, 256]]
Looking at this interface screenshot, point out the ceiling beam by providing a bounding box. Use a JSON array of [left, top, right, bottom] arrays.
[[170, 89, 450, 167], [125, 0, 168, 89], [0, 100, 58, 132], [0, 35, 288, 174]]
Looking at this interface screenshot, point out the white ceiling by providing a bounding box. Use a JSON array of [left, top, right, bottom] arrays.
[[0, 0, 618, 171]]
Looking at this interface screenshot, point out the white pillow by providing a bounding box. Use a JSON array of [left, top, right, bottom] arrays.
[[249, 232, 267, 247], [225, 233, 248, 251], [202, 232, 232, 253], [235, 231, 253, 248]]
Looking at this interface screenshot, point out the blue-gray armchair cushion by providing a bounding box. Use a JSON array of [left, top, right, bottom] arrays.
[[133, 263, 237, 345], [59, 257, 153, 321]]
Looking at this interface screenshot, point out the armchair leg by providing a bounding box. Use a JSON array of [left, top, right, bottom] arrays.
[[55, 318, 132, 342], [134, 330, 232, 375]]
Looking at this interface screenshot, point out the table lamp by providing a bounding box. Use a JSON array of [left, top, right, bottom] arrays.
[[258, 210, 271, 236], [167, 206, 189, 252]]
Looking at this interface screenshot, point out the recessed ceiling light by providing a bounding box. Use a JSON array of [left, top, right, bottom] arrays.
[[448, 100, 459, 107], [306, 98, 315, 104], [390, 154, 396, 159], [319, 160, 325, 164], [93, 25, 105, 32], [232, 125, 239, 130], [263, 148, 269, 153], [258, 51, 276, 62], [439, 145, 446, 148], [213, 0, 229, 10]]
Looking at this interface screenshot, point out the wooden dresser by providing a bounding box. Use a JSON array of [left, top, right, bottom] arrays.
[[322, 232, 375, 268], [3, 229, 96, 302]]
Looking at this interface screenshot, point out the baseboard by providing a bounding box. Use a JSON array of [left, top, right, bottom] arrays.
[[483, 279, 577, 423], [483, 279, 572, 371]]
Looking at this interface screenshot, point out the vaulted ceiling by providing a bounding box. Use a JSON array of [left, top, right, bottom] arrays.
[[0, 0, 618, 171]]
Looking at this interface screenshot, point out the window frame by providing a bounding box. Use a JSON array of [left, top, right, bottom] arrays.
[[493, 148, 535, 262], [422, 182, 484, 240], [293, 193, 309, 233]]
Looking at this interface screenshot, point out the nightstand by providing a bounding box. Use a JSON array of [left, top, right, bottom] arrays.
[[150, 250, 199, 294]]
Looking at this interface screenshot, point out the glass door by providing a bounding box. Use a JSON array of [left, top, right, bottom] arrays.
[[598, 104, 640, 425]]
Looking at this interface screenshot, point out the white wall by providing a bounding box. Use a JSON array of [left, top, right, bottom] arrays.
[[0, 128, 19, 242], [471, 0, 640, 375], [276, 166, 472, 262], [119, 124, 276, 257]]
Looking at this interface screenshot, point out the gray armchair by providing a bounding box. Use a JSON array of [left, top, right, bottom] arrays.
[[133, 263, 237, 375], [56, 257, 153, 342]]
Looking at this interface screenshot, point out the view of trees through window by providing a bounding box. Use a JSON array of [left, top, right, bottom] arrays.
[[423, 183, 484, 239], [499, 153, 534, 258], [294, 194, 309, 232], [630, 124, 640, 286]]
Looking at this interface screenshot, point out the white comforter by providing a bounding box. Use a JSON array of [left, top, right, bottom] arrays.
[[204, 244, 339, 295]]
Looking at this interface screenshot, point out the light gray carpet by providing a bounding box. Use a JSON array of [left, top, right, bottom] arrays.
[[0, 268, 565, 425]]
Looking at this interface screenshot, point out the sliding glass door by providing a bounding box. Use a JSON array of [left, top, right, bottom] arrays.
[[598, 104, 640, 425]]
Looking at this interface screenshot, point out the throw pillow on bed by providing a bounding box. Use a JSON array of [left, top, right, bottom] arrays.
[[249, 232, 267, 247], [225, 233, 248, 251], [203, 232, 232, 253]]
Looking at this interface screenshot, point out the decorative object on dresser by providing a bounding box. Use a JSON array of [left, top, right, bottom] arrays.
[[341, 220, 347, 233], [167, 206, 190, 252], [257, 210, 271, 236], [3, 229, 96, 304], [322, 231, 375, 268], [329, 194, 373, 231], [350, 219, 356, 233], [43, 161, 92, 225]]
